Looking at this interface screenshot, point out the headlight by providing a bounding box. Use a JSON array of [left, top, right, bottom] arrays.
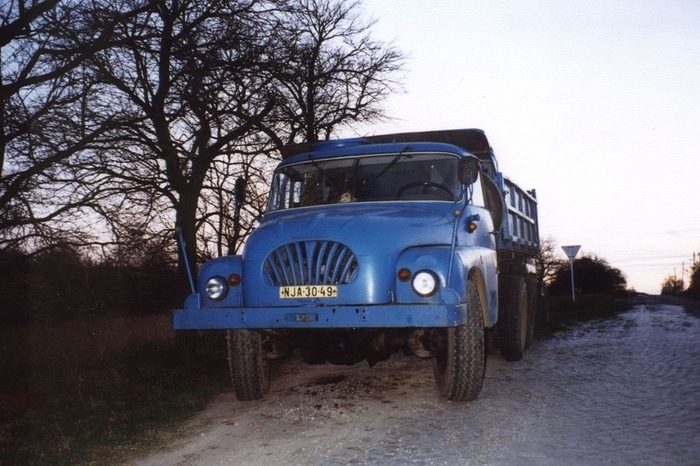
[[205, 276, 228, 300], [412, 270, 438, 297]]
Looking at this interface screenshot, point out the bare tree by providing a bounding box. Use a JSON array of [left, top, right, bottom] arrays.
[[2, 0, 405, 298], [0, 0, 154, 251], [71, 0, 289, 289], [202, 0, 405, 259], [660, 274, 683, 294], [262, 0, 404, 146], [199, 147, 274, 257], [688, 252, 700, 297], [83, 0, 404, 281], [536, 235, 562, 289]]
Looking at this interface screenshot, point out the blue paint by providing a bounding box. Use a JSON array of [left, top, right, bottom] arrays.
[[174, 129, 539, 331]]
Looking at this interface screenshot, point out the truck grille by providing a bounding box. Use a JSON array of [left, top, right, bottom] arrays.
[[263, 241, 359, 286]]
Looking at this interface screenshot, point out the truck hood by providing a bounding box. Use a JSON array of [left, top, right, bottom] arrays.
[[247, 203, 457, 257], [239, 202, 460, 306]]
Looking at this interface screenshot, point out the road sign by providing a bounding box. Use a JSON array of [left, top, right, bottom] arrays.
[[562, 245, 581, 261], [561, 245, 581, 302]]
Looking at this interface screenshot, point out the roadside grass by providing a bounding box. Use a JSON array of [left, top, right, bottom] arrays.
[[0, 314, 230, 464], [546, 291, 636, 328]]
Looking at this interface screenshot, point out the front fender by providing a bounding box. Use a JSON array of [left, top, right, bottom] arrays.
[[395, 247, 454, 304], [395, 245, 496, 322], [196, 255, 244, 308], [455, 247, 498, 326]]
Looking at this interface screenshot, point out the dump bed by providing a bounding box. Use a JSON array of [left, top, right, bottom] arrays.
[[496, 174, 539, 256]]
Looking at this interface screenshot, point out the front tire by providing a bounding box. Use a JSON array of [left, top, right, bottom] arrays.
[[433, 277, 486, 401], [226, 329, 270, 401]]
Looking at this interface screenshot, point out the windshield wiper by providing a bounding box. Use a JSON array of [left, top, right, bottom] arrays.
[[373, 144, 412, 180], [306, 152, 327, 180], [307, 152, 338, 191]]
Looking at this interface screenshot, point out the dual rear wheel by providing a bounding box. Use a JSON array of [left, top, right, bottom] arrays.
[[497, 275, 537, 361]]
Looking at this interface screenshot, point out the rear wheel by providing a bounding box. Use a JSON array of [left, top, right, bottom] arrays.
[[498, 275, 529, 361], [525, 278, 538, 349], [433, 277, 486, 401], [226, 329, 270, 401]]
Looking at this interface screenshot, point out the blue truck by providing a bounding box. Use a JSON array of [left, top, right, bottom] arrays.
[[173, 129, 539, 401]]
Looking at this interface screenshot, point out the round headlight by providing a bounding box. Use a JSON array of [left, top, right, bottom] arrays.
[[412, 270, 438, 297], [205, 276, 228, 300]]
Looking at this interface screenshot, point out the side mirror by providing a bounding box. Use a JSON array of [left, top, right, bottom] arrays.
[[234, 177, 247, 206], [457, 156, 480, 185]]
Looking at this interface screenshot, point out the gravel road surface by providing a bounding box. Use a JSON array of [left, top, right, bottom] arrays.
[[137, 296, 700, 465]]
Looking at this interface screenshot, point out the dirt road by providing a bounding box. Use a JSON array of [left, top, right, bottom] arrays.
[[137, 296, 700, 465]]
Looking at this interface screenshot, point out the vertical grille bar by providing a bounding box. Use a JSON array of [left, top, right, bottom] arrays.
[[322, 243, 340, 284], [339, 249, 356, 284], [283, 244, 298, 285], [329, 247, 347, 284], [314, 241, 329, 284], [293, 242, 306, 284], [267, 251, 286, 286], [280, 247, 294, 286]]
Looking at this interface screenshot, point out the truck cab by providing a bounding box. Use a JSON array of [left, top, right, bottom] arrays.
[[173, 129, 539, 402]]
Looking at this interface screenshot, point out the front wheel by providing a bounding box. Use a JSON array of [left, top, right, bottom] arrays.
[[226, 329, 270, 401], [433, 278, 486, 401]]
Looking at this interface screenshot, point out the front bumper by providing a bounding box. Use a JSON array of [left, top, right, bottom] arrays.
[[172, 291, 467, 330]]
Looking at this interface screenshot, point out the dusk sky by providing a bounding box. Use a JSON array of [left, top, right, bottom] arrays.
[[344, 0, 700, 293]]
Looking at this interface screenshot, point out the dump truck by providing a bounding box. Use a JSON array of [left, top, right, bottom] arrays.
[[173, 128, 540, 401]]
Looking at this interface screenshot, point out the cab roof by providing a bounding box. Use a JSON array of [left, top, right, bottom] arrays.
[[280, 128, 497, 169]]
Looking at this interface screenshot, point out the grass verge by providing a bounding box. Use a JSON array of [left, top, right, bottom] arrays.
[[0, 314, 229, 464], [545, 291, 637, 329]]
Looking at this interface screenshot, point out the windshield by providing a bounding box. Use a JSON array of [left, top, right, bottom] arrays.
[[267, 152, 479, 212]]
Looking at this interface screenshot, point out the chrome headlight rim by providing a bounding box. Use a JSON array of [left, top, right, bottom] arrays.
[[205, 276, 228, 300], [411, 270, 439, 297]]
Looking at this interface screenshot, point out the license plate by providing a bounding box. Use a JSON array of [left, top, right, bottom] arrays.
[[279, 285, 338, 299]]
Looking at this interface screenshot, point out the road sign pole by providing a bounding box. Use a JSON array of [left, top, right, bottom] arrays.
[[562, 245, 581, 303], [569, 258, 576, 302]]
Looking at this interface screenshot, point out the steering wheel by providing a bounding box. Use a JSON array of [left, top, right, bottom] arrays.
[[396, 181, 454, 200]]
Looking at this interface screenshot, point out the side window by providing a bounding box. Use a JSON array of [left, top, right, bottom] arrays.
[[268, 174, 288, 210], [268, 170, 306, 210]]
